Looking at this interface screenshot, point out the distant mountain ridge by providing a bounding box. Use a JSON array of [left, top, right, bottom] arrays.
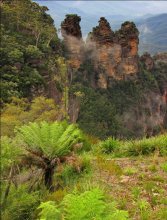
[[49, 3, 167, 55], [137, 14, 167, 54]]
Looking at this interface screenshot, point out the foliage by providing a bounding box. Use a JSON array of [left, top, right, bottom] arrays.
[[71, 85, 119, 139], [1, 0, 60, 102], [1, 98, 28, 136], [96, 156, 123, 177], [1, 136, 22, 173], [38, 201, 61, 220], [96, 133, 167, 157], [123, 167, 138, 176], [62, 188, 107, 220], [125, 133, 167, 156], [72, 61, 167, 139], [25, 45, 43, 59], [58, 153, 91, 186], [1, 1, 167, 219], [15, 121, 89, 189], [48, 56, 69, 118], [99, 137, 121, 154], [16, 121, 88, 159], [2, 185, 40, 220], [160, 162, 167, 173], [28, 96, 59, 122], [38, 188, 130, 220], [137, 199, 151, 220], [1, 96, 59, 137]]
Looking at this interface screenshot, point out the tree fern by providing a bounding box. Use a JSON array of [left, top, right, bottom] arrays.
[[15, 121, 89, 189], [16, 121, 87, 158]]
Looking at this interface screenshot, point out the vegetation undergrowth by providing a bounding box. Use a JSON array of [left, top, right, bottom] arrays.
[[96, 133, 167, 157], [1, 127, 167, 219]]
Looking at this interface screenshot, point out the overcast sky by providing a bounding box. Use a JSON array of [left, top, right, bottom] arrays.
[[36, 1, 167, 17]]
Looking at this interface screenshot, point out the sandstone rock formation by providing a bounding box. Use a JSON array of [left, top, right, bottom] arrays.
[[153, 52, 167, 64], [61, 15, 139, 87], [61, 14, 84, 69], [115, 21, 139, 75], [87, 18, 139, 87], [140, 52, 154, 70]]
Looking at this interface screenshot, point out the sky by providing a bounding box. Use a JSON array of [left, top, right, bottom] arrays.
[[35, 0, 167, 38], [36, 1, 167, 17]]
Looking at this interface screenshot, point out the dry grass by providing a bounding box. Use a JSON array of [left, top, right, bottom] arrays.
[[92, 156, 167, 220]]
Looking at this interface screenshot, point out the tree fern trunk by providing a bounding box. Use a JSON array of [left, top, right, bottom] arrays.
[[44, 166, 54, 191]]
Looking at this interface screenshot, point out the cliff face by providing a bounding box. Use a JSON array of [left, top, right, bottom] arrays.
[[121, 90, 167, 137], [125, 53, 167, 136], [153, 53, 167, 129], [61, 16, 139, 87], [87, 18, 139, 88], [61, 15, 84, 69], [61, 15, 167, 137]]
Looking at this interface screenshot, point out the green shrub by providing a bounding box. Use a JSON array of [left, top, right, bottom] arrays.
[[38, 188, 130, 220], [137, 199, 151, 220], [160, 163, 167, 173], [58, 164, 82, 186], [1, 136, 22, 173], [8, 49, 24, 63], [25, 45, 43, 59], [99, 137, 121, 154], [153, 207, 167, 220], [2, 185, 40, 220], [125, 133, 167, 156], [96, 133, 167, 157], [123, 167, 138, 176], [38, 201, 61, 220], [1, 96, 61, 137], [57, 153, 91, 186]]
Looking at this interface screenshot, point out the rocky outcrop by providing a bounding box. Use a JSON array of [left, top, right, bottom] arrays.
[[60, 15, 167, 137], [87, 18, 139, 87], [61, 15, 84, 69], [61, 15, 140, 87], [121, 91, 167, 137], [153, 52, 167, 64], [61, 15, 82, 39], [140, 52, 154, 70], [89, 17, 114, 45], [116, 21, 139, 57], [153, 53, 167, 129], [87, 17, 120, 88]]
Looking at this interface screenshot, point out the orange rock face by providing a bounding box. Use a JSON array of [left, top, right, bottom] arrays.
[[129, 38, 138, 56], [88, 18, 139, 85], [61, 15, 140, 87], [61, 15, 84, 69]]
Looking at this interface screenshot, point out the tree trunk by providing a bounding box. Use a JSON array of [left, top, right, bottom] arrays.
[[35, 32, 41, 47], [44, 166, 54, 191], [2, 166, 14, 208]]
